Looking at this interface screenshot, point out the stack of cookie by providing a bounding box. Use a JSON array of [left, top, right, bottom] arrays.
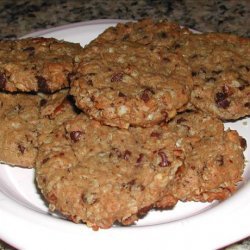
[[0, 19, 248, 230]]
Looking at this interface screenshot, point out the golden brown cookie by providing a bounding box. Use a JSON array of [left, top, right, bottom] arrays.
[[71, 38, 193, 128], [0, 37, 83, 93], [157, 111, 246, 208], [0, 90, 76, 168], [173, 33, 250, 120]]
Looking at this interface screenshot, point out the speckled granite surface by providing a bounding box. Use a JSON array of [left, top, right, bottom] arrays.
[[0, 0, 249, 249]]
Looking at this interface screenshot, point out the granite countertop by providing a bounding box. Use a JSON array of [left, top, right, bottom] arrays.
[[0, 0, 249, 249]]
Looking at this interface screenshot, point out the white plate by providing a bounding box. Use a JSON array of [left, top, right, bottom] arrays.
[[0, 19, 250, 250]]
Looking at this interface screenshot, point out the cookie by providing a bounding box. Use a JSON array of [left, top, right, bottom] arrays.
[[35, 113, 190, 229], [0, 37, 83, 93], [0, 92, 41, 167], [173, 33, 250, 120], [0, 90, 76, 168], [157, 111, 246, 207], [71, 38, 193, 128], [91, 19, 191, 49]]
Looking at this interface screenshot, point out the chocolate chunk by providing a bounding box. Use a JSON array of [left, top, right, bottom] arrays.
[[0, 73, 6, 89], [70, 131, 82, 142], [111, 72, 124, 82], [36, 76, 50, 92]]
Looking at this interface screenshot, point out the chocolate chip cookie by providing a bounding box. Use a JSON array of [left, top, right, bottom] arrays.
[[71, 38, 193, 128], [35, 112, 190, 229], [157, 111, 246, 207], [0, 37, 83, 93], [0, 90, 76, 168], [91, 19, 191, 49], [0, 92, 41, 167], [173, 33, 250, 120]]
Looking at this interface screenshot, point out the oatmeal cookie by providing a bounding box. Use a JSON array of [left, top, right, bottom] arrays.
[[157, 111, 246, 207], [71, 39, 193, 128], [173, 33, 250, 120], [91, 19, 191, 49], [0, 37, 83, 93], [35, 113, 189, 229], [0, 90, 76, 168], [0, 92, 41, 167]]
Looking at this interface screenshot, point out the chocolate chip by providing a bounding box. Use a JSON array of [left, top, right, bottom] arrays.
[[67, 72, 76, 83], [40, 99, 47, 107], [205, 77, 216, 83], [140, 88, 155, 103], [122, 34, 130, 40], [111, 72, 124, 82], [244, 102, 250, 108], [158, 31, 168, 38], [158, 151, 170, 167], [123, 150, 131, 160], [36, 76, 50, 93], [216, 155, 224, 166], [215, 92, 230, 109], [0, 73, 6, 89], [191, 71, 198, 77], [86, 79, 93, 86], [150, 132, 161, 138], [23, 46, 35, 56], [212, 70, 222, 74], [176, 117, 187, 124], [42, 158, 49, 164], [70, 131, 82, 142], [173, 43, 181, 49], [118, 91, 126, 97], [240, 137, 247, 150], [136, 153, 144, 165], [110, 147, 122, 158], [18, 144, 25, 154]]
